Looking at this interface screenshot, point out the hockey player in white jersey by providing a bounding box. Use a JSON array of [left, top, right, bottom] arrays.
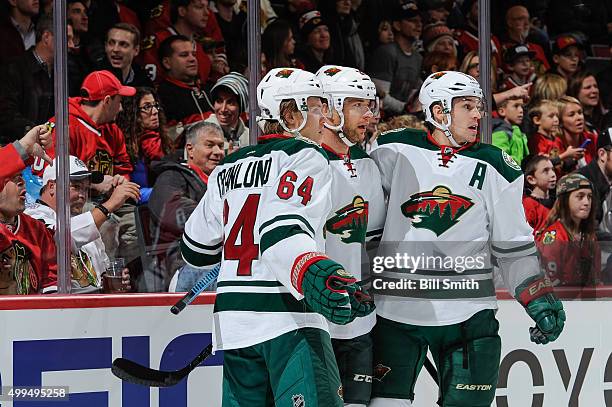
[[314, 65, 386, 407], [369, 71, 565, 406], [180, 67, 374, 406]]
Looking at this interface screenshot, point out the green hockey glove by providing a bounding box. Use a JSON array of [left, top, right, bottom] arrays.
[[291, 252, 355, 325], [515, 275, 566, 345], [346, 283, 375, 319]]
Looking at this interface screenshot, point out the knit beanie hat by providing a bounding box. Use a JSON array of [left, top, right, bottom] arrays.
[[210, 72, 249, 113]]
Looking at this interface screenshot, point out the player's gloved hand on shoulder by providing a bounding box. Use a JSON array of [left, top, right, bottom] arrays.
[[291, 253, 357, 325], [515, 275, 566, 345]]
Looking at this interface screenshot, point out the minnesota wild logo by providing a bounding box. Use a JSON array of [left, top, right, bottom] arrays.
[[431, 71, 447, 79], [401, 186, 474, 236], [324, 67, 342, 76], [325, 196, 369, 243], [275, 69, 294, 78]]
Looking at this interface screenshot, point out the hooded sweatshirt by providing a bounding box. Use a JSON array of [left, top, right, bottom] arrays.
[[492, 117, 529, 166], [32, 97, 133, 177]]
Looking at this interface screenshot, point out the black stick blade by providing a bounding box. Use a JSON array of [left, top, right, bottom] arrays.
[[112, 358, 185, 387]]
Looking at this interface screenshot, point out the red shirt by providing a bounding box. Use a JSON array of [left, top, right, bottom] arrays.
[[522, 195, 550, 234], [536, 219, 601, 287], [454, 28, 502, 68], [117, 3, 142, 34], [32, 98, 133, 178], [528, 132, 565, 159], [139, 130, 165, 161]]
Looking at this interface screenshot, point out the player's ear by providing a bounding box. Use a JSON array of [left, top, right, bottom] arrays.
[[432, 103, 446, 124]]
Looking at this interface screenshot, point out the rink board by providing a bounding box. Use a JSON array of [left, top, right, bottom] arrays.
[[0, 292, 610, 406]]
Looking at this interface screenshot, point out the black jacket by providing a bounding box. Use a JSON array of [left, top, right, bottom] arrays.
[[0, 49, 54, 144], [578, 159, 610, 224], [147, 152, 207, 287]]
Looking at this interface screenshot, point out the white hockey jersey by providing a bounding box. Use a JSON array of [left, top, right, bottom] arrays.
[[181, 134, 334, 351], [323, 145, 386, 339], [370, 128, 542, 326], [24, 202, 108, 293]]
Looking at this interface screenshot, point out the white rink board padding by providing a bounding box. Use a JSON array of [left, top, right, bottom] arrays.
[[0, 289, 611, 406], [0, 293, 222, 407], [413, 288, 612, 407]]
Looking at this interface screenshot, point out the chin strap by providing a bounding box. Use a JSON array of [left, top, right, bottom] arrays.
[[323, 113, 355, 147]]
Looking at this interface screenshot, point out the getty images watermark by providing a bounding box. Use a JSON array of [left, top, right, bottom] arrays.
[[369, 252, 491, 298]]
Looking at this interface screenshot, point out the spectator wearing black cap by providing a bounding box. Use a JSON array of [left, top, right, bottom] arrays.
[[204, 72, 249, 154], [318, 0, 365, 70], [551, 33, 584, 80], [367, 0, 423, 115], [500, 44, 536, 91], [295, 10, 335, 73], [578, 128, 612, 228]]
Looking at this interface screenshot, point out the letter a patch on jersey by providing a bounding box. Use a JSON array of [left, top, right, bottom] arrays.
[[400, 186, 474, 236], [325, 196, 369, 243]]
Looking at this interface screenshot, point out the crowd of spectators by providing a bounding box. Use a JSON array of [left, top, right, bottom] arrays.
[[0, 0, 610, 293]]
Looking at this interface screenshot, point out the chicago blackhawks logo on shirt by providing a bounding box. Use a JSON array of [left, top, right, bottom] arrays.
[[90, 150, 113, 175], [401, 186, 474, 236], [542, 230, 557, 245], [8, 242, 38, 295], [325, 196, 369, 244]]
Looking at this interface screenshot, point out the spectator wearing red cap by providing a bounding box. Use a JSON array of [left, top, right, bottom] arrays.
[[500, 6, 550, 76], [34, 70, 135, 192], [368, 0, 423, 115], [295, 10, 336, 73], [551, 33, 584, 80], [0, 173, 57, 295]]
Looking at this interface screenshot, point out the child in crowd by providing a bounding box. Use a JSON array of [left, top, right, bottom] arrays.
[[536, 174, 601, 287], [501, 44, 536, 90], [378, 20, 394, 45], [551, 34, 584, 80], [492, 96, 529, 165], [528, 99, 584, 175], [522, 155, 557, 233]]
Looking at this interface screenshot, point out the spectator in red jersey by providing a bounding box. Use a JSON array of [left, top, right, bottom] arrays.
[[537, 174, 601, 287], [528, 99, 584, 176], [500, 44, 535, 91], [116, 87, 174, 191], [0, 174, 57, 294], [522, 155, 556, 233], [35, 70, 135, 191], [500, 5, 550, 76], [141, 0, 227, 84], [551, 33, 584, 81], [453, 0, 501, 67], [0, 0, 39, 65], [558, 95, 598, 169], [101, 23, 153, 88], [157, 35, 213, 144], [147, 121, 225, 291]]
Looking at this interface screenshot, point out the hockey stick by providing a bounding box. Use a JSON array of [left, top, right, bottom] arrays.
[[112, 343, 213, 387], [171, 264, 220, 315]]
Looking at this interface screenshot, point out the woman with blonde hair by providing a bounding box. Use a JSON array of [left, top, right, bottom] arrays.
[[557, 95, 598, 168]]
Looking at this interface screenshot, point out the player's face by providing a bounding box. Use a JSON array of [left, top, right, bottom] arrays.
[[449, 97, 483, 143], [187, 130, 225, 175], [535, 105, 559, 135], [578, 76, 600, 108], [184, 0, 209, 30], [299, 96, 330, 142], [561, 102, 584, 135], [568, 188, 592, 223], [0, 175, 26, 218], [532, 159, 557, 191], [68, 2, 89, 33], [105, 28, 139, 70], [69, 179, 90, 216], [342, 97, 375, 144], [511, 55, 532, 78], [501, 99, 524, 126], [166, 41, 198, 82], [138, 93, 160, 130], [213, 89, 240, 128]]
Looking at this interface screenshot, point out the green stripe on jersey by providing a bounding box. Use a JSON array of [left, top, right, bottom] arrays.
[[491, 241, 535, 254], [375, 129, 522, 183], [260, 225, 310, 254], [214, 292, 313, 313], [260, 214, 315, 235], [183, 233, 223, 251], [180, 240, 222, 267], [221, 137, 328, 165]]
